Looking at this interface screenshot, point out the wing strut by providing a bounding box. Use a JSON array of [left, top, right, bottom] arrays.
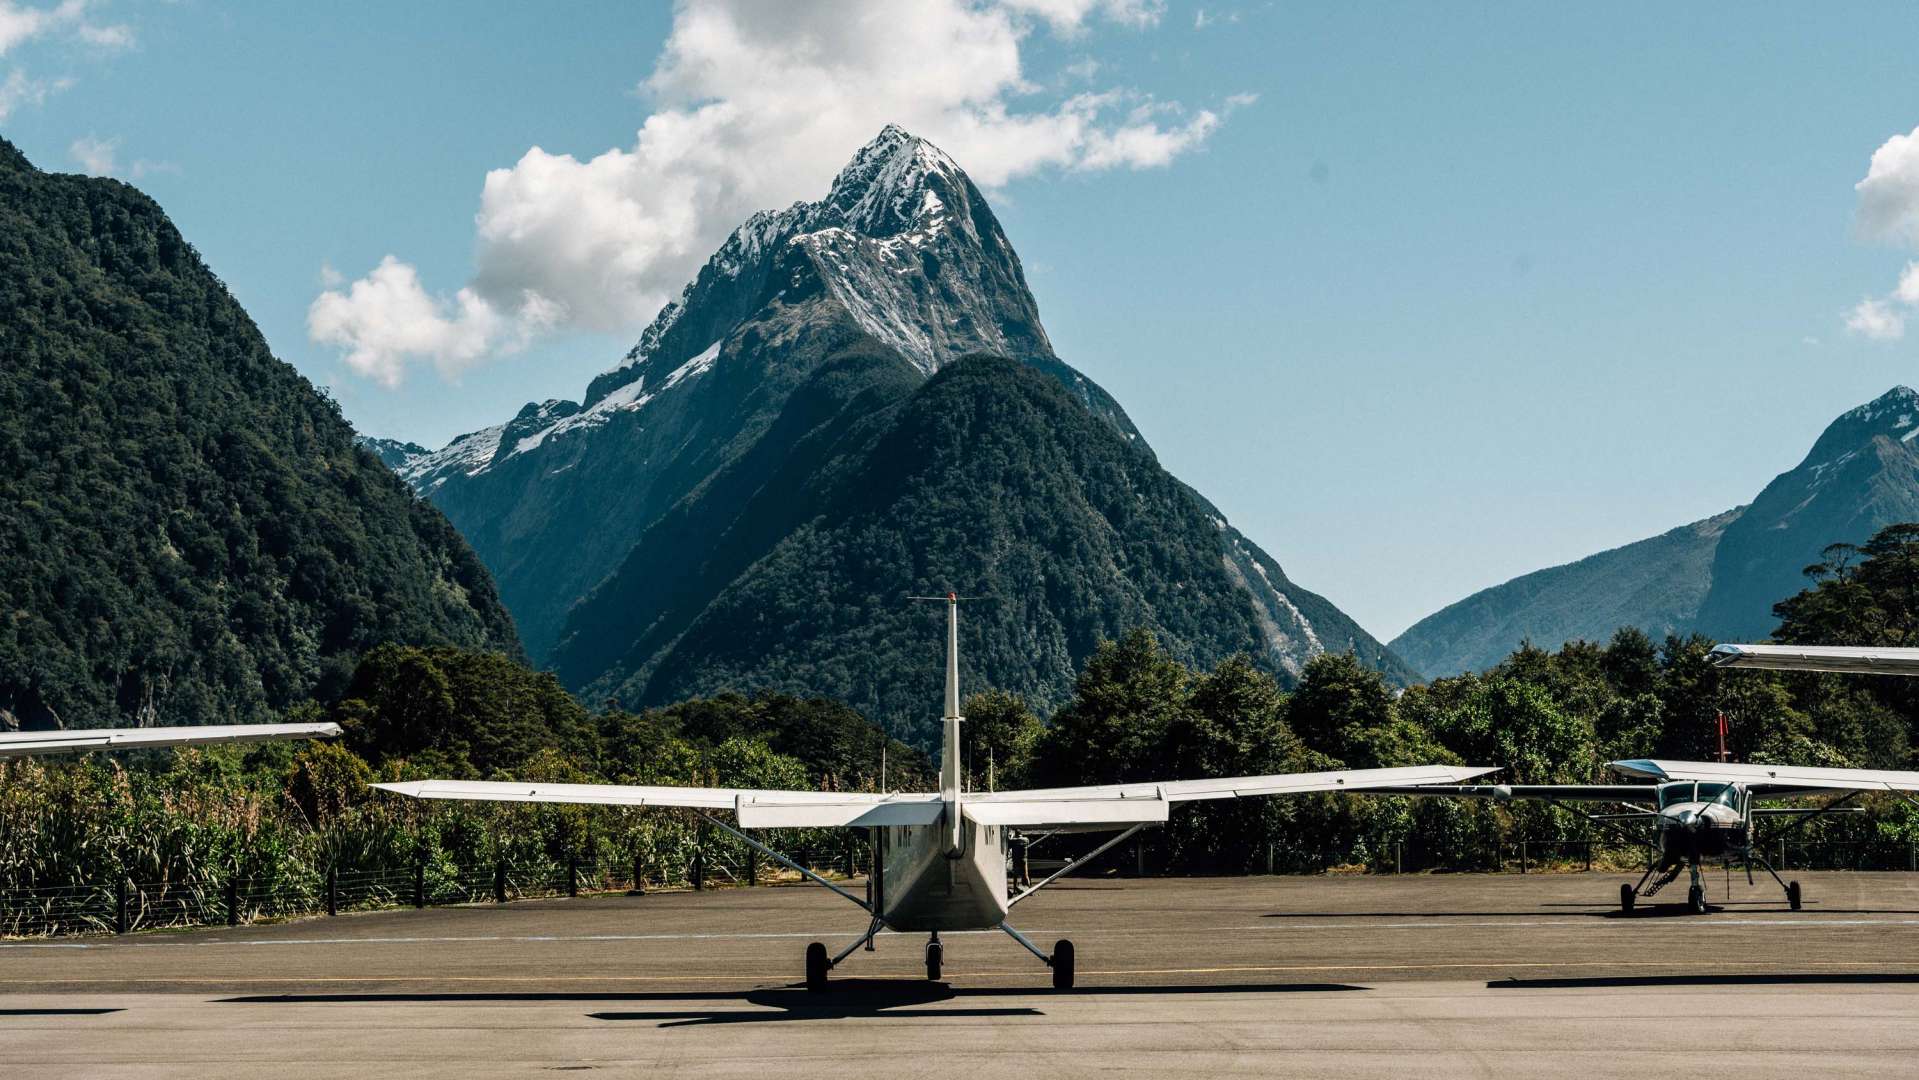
[[1008, 823, 1148, 907], [701, 813, 870, 913]]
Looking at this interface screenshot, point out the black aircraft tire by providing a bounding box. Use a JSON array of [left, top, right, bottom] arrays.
[[805, 942, 828, 992], [1619, 883, 1635, 913], [1052, 940, 1075, 990], [926, 940, 943, 982], [1688, 884, 1706, 914], [1788, 880, 1803, 911]]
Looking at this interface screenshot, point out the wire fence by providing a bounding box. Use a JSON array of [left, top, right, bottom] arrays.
[[0, 842, 872, 939], [5, 836, 1914, 940]]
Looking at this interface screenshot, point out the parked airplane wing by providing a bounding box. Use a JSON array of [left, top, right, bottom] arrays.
[[0, 722, 342, 760], [967, 764, 1498, 805], [1367, 783, 1656, 803], [1611, 758, 1919, 795], [371, 779, 941, 821], [1709, 643, 1919, 675]]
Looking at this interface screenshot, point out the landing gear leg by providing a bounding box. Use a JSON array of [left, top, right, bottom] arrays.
[[925, 932, 943, 981], [997, 920, 1073, 990], [1745, 844, 1801, 911], [1687, 861, 1706, 914]]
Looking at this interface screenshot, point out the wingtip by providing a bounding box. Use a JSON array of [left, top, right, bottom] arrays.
[[369, 781, 419, 796]]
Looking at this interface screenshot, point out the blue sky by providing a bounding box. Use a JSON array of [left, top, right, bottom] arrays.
[[5, 2, 1919, 640]]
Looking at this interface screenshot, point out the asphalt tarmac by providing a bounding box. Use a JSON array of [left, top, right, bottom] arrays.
[[4, 871, 1918, 1078]]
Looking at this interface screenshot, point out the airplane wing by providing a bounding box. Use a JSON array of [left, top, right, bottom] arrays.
[[0, 722, 343, 760], [1611, 758, 1919, 797], [959, 764, 1497, 829], [370, 780, 945, 828], [1709, 643, 1919, 675], [1367, 783, 1656, 803]]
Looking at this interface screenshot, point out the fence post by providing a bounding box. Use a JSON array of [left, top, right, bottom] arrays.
[[413, 862, 425, 909], [1395, 841, 1403, 875], [225, 876, 239, 927], [1519, 841, 1528, 874], [1910, 842, 1915, 873], [567, 852, 579, 898], [1585, 841, 1592, 873], [115, 876, 127, 935], [632, 851, 646, 895], [1135, 834, 1146, 878], [745, 836, 757, 887], [1779, 839, 1787, 871], [1265, 841, 1275, 876], [326, 865, 337, 917], [494, 859, 507, 903]]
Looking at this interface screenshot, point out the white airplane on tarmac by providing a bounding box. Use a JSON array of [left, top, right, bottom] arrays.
[[1, 722, 343, 760], [1383, 642, 1919, 916], [373, 594, 1495, 990]]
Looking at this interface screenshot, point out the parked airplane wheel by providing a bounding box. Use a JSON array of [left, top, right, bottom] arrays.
[[925, 940, 943, 981], [1687, 884, 1706, 914], [1787, 880, 1802, 911], [1052, 939, 1075, 990], [1619, 884, 1635, 913], [805, 942, 828, 991]]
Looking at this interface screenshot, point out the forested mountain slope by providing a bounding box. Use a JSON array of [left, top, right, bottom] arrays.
[[0, 139, 518, 731]]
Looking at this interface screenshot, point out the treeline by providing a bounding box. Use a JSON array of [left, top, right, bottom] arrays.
[[11, 526, 1919, 917]]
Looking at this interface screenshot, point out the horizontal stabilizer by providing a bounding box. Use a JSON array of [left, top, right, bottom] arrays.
[[736, 796, 942, 828], [0, 722, 342, 760], [1709, 643, 1919, 675], [964, 797, 1169, 829]]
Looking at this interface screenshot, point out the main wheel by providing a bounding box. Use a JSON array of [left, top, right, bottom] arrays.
[[1687, 884, 1706, 914], [1052, 939, 1075, 990], [1619, 883, 1635, 913], [1787, 880, 1803, 911], [805, 941, 828, 992], [925, 940, 943, 981]]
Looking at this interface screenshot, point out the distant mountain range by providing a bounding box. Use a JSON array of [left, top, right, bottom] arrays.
[[377, 126, 1415, 742], [1392, 387, 1919, 677], [0, 138, 518, 731]]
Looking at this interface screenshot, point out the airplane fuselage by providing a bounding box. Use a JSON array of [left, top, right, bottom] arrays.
[[1649, 781, 1748, 864], [874, 816, 1011, 932]]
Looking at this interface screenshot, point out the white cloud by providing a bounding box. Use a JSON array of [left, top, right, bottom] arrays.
[[0, 2, 133, 125], [1846, 297, 1904, 342], [1897, 261, 1919, 306], [308, 256, 557, 387], [0, 1, 130, 56], [314, 0, 1247, 387], [0, 64, 59, 117], [1195, 8, 1240, 29], [1846, 128, 1919, 342], [1857, 124, 1919, 245], [68, 132, 115, 175]]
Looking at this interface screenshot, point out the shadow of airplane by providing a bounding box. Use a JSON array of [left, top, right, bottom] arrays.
[[220, 980, 1364, 1027], [0, 1008, 124, 1016], [1490, 972, 1919, 989], [586, 980, 1364, 1027]]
